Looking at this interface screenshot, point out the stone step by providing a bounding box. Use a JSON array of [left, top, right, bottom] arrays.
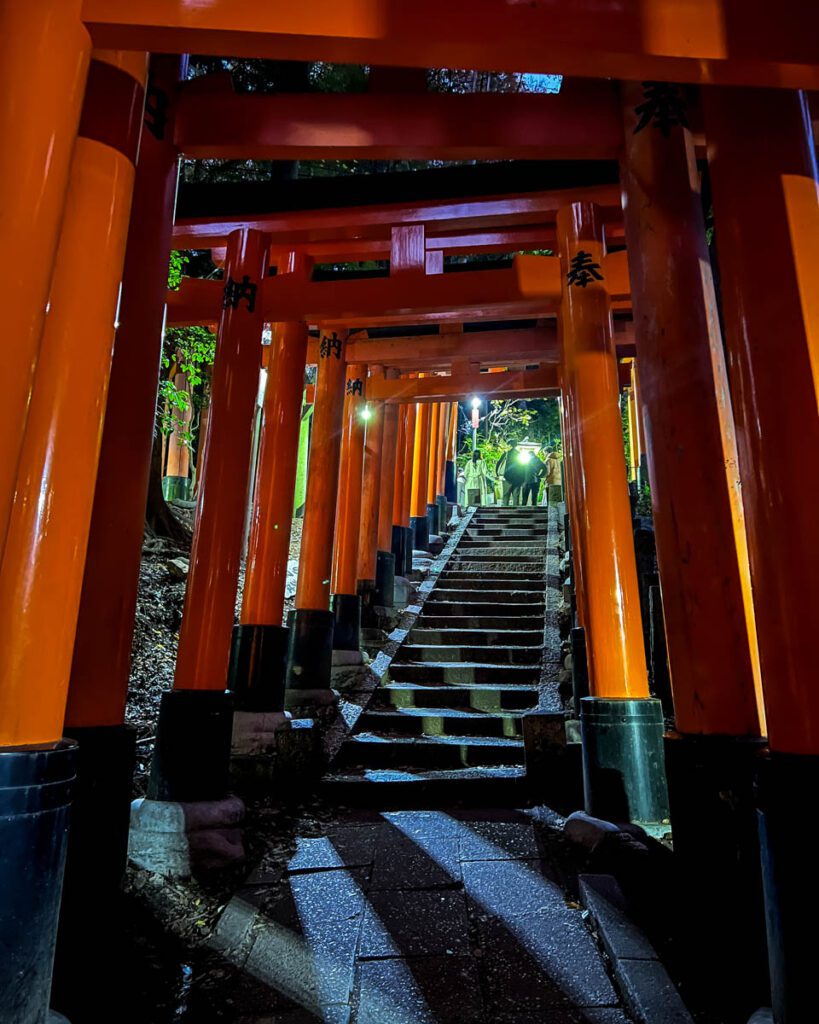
[[458, 538, 548, 548], [437, 572, 546, 586], [466, 532, 544, 540], [335, 731, 525, 769], [389, 662, 541, 684], [423, 600, 546, 616], [360, 706, 526, 738], [319, 764, 530, 809], [431, 588, 544, 604], [373, 682, 540, 710], [395, 644, 542, 665], [449, 555, 545, 566], [408, 627, 544, 646], [416, 614, 545, 630]]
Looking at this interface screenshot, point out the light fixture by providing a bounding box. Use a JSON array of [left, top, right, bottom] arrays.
[[471, 396, 481, 410], [361, 405, 372, 421], [518, 450, 532, 464]]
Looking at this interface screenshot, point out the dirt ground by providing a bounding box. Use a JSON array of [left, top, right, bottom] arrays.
[[126, 508, 302, 794]]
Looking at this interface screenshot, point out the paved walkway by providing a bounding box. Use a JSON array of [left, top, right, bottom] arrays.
[[211, 809, 632, 1024]]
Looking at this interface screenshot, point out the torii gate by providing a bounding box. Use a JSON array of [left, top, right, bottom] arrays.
[[1, 4, 819, 1020]]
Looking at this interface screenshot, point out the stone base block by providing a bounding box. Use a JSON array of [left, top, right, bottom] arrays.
[[284, 686, 340, 713], [332, 662, 374, 694], [393, 576, 412, 606], [128, 795, 245, 878], [232, 710, 292, 756], [331, 649, 365, 667], [231, 719, 322, 795]]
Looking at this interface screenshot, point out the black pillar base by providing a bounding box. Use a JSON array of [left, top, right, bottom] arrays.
[[285, 608, 334, 692], [402, 526, 414, 575], [391, 524, 405, 579], [357, 579, 378, 626], [580, 696, 669, 825], [570, 626, 590, 717], [52, 725, 136, 1016], [60, 724, 136, 896], [410, 514, 429, 554], [228, 623, 289, 712], [426, 502, 439, 541], [664, 732, 769, 1018], [374, 550, 396, 608], [147, 689, 234, 803], [332, 592, 361, 651], [757, 751, 819, 1023], [445, 460, 457, 502], [436, 494, 448, 534], [0, 741, 76, 1024]]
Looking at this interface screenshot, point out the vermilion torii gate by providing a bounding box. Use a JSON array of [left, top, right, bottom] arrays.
[[1, 3, 819, 1021]]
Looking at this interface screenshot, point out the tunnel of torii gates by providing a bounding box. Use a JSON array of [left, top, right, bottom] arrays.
[[2, 2, 819, 1022]]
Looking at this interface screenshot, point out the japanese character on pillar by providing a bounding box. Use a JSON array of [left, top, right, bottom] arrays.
[[319, 331, 343, 359], [223, 274, 258, 313], [633, 81, 689, 137], [567, 250, 604, 288], [346, 377, 363, 397], [143, 73, 170, 141]]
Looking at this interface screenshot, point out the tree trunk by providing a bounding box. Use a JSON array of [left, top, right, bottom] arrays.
[[145, 431, 192, 545]]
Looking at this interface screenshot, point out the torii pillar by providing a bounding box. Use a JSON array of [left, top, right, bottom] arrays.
[[0, 49, 147, 1022], [332, 362, 367, 652], [286, 329, 348, 702], [0, 1, 91, 563], [358, 366, 394, 615], [374, 371, 401, 606], [142, 228, 269, 821], [557, 201, 668, 826], [232, 255, 310, 715], [620, 79, 767, 1010], [392, 401, 416, 577], [705, 85, 819, 1023], [410, 400, 433, 552]]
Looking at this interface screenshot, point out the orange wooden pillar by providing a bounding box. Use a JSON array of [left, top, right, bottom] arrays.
[[233, 255, 311, 713], [621, 81, 768, 1004], [332, 362, 367, 651], [148, 228, 270, 804], [390, 402, 411, 577], [557, 201, 668, 825], [426, 402, 443, 536], [0, 49, 146, 1023], [357, 365, 393, 613], [444, 403, 459, 502], [410, 400, 433, 551], [54, 57, 186, 979], [286, 329, 348, 700], [376, 372, 400, 602], [705, 86, 819, 1022], [0, 1, 91, 564]]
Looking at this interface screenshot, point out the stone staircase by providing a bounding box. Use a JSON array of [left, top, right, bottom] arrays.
[[324, 505, 552, 805]]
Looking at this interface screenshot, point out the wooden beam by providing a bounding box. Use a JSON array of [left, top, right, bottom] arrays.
[[172, 185, 623, 250], [173, 80, 621, 161], [82, 1, 819, 90], [167, 258, 566, 326], [368, 366, 559, 403]]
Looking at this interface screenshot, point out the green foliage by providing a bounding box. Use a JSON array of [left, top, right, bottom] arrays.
[[621, 395, 632, 471], [157, 253, 217, 452], [457, 398, 563, 475], [636, 482, 653, 517]]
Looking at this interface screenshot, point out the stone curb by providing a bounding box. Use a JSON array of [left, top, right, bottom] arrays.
[[321, 507, 476, 762], [579, 873, 694, 1024]]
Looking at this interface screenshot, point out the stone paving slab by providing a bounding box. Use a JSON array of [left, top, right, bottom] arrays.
[[211, 807, 639, 1023], [370, 833, 461, 890], [359, 890, 471, 958], [355, 956, 483, 1024]]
